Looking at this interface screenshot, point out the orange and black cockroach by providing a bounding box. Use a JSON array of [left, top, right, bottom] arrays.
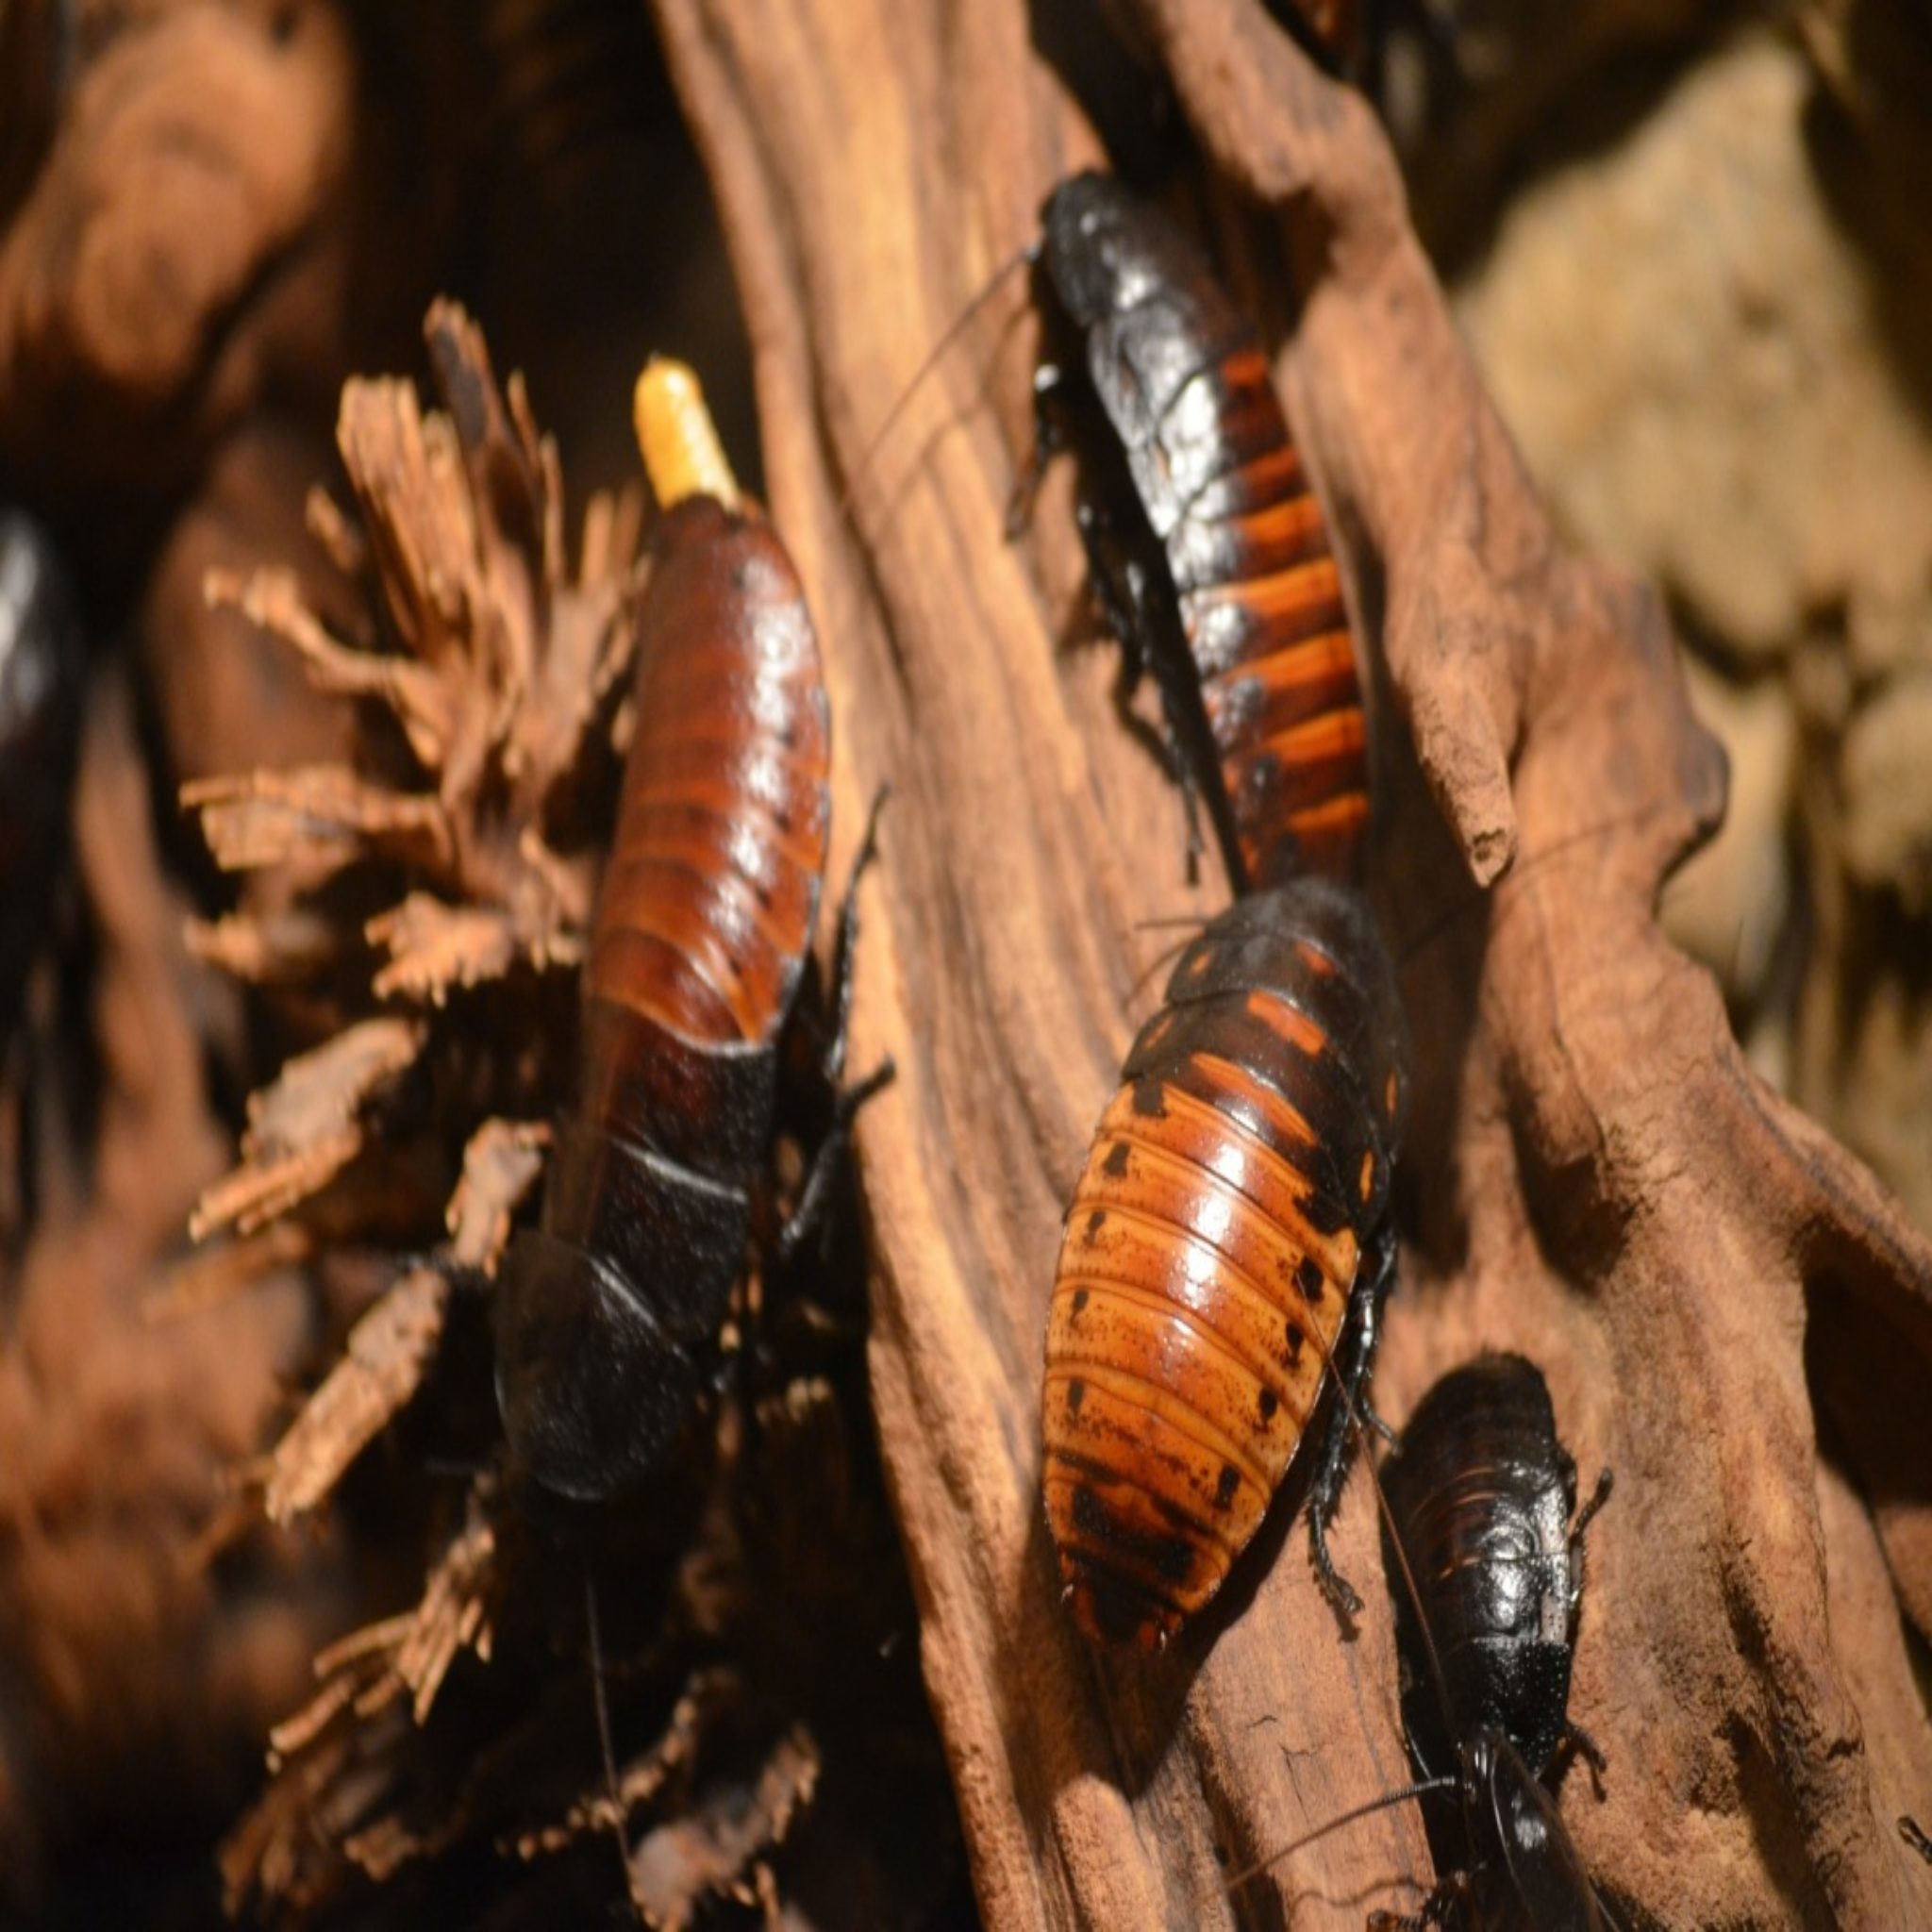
[[1227, 1352, 1615, 1929], [1026, 170, 1371, 891], [1041, 872, 1408, 1648], [0, 511, 85, 1047], [494, 359, 890, 1503]]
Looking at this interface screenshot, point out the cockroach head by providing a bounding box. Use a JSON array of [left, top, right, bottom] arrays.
[[1039, 170, 1190, 331]]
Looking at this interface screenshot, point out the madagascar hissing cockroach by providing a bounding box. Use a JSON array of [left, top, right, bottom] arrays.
[[494, 358, 887, 1502], [1372, 1351, 1614, 1929], [1028, 171, 1371, 891], [1041, 873, 1407, 1649], [0, 510, 85, 1046]]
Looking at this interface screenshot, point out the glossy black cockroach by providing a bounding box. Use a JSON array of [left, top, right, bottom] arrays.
[[1228, 1351, 1613, 1927], [1027, 170, 1371, 891], [1373, 1351, 1613, 1929], [0, 510, 85, 1047], [1041, 873, 1408, 1648], [494, 358, 888, 1503]]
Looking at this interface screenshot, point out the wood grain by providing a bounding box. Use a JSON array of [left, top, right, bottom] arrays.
[[652, 1, 1932, 1924]]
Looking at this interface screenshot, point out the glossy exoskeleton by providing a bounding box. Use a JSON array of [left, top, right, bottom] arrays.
[[0, 511, 85, 1045], [495, 360, 878, 1502], [1041, 874, 1407, 1648], [1031, 171, 1370, 890], [1374, 1352, 1613, 1930]]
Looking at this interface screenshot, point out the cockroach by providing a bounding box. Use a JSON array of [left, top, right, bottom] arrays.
[[0, 510, 85, 1046], [1041, 872, 1407, 1649], [1227, 1352, 1614, 1927], [1371, 1351, 1613, 1929], [1028, 170, 1371, 891], [494, 358, 886, 1503]]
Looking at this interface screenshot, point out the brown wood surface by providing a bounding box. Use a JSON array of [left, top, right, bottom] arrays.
[[650, 2, 1932, 1925]]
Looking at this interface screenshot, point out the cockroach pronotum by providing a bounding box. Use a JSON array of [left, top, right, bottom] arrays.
[[1371, 1351, 1613, 1929], [0, 510, 85, 1047], [1041, 873, 1407, 1649], [494, 358, 886, 1502], [1028, 170, 1371, 891]]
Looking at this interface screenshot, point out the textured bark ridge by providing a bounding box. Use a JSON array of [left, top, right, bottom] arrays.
[[651, 2, 1932, 1925]]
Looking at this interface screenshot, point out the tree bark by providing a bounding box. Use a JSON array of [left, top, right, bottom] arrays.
[[651, 1, 1932, 1924]]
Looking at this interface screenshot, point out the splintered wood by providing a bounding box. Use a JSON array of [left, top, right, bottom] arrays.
[[181, 303, 640, 1521]]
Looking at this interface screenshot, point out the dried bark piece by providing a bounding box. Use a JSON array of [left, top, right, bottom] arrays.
[[627, 1726, 821, 1932], [512, 1668, 737, 1858], [190, 1018, 427, 1241], [262, 1265, 450, 1524], [185, 763, 456, 877], [653, 0, 1932, 1924], [445, 1118, 549, 1273], [260, 1121, 543, 1522]]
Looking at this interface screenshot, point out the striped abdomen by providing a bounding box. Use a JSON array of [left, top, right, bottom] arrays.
[[1164, 347, 1368, 886], [496, 366, 830, 1501], [1041, 878, 1406, 1648], [577, 491, 829, 1120], [1038, 172, 1370, 890]]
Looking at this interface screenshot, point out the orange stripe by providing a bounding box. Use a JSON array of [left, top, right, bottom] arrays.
[[1243, 988, 1328, 1058], [1259, 707, 1368, 768]]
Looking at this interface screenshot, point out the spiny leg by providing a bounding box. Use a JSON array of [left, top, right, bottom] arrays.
[[1308, 1217, 1399, 1617], [776, 787, 894, 1264], [1073, 491, 1209, 877], [1007, 360, 1067, 540]]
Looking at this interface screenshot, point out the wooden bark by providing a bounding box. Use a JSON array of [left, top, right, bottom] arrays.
[[649, 3, 1932, 1926]]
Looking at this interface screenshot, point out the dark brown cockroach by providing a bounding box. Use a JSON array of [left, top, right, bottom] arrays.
[[494, 359, 884, 1502], [1371, 1352, 1613, 1930], [1029, 170, 1371, 891], [1041, 873, 1408, 1649], [0, 511, 85, 1046]]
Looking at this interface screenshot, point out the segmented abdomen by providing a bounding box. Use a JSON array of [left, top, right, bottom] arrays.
[[573, 494, 829, 1157], [1041, 879, 1405, 1648], [1166, 346, 1369, 887]]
